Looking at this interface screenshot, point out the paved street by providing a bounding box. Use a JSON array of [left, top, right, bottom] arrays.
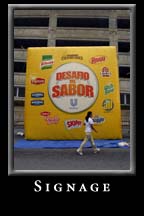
[[14, 148, 130, 172], [12, 127, 131, 173]]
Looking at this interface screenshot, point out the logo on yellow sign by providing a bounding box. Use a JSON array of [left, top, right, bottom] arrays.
[[48, 62, 99, 113]]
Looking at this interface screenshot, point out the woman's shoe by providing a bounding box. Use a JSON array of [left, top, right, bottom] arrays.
[[94, 148, 100, 153], [76, 149, 83, 155]]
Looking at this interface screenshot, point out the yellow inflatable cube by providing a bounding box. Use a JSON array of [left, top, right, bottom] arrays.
[[24, 46, 122, 140]]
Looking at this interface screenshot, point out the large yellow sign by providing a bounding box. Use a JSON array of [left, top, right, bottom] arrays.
[[24, 47, 122, 140]]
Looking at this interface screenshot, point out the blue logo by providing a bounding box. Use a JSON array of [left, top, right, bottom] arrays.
[[70, 99, 78, 106], [93, 116, 105, 124], [31, 100, 44, 105], [31, 92, 44, 98]]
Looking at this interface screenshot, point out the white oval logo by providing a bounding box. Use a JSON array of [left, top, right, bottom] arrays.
[[48, 62, 99, 113]]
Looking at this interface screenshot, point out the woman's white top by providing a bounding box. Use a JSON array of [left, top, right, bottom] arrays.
[[84, 117, 94, 133]]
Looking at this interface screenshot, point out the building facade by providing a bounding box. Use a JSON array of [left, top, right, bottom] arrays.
[[13, 8, 130, 137]]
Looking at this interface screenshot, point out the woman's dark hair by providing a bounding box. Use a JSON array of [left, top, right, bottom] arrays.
[[85, 111, 92, 122]]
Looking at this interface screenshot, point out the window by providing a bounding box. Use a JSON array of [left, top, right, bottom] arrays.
[[14, 39, 47, 49], [56, 40, 109, 46], [14, 17, 49, 27], [120, 93, 130, 109], [57, 17, 109, 28], [14, 87, 17, 97], [14, 86, 25, 97], [14, 62, 26, 73], [118, 42, 130, 52], [119, 66, 130, 78], [19, 87, 25, 97], [117, 19, 130, 29]]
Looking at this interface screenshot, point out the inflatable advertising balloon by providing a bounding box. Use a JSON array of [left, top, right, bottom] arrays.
[[24, 47, 122, 140]]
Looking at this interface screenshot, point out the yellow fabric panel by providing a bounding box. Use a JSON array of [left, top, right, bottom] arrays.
[[24, 47, 122, 140]]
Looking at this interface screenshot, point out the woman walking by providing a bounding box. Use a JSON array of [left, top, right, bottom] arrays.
[[76, 111, 100, 155]]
